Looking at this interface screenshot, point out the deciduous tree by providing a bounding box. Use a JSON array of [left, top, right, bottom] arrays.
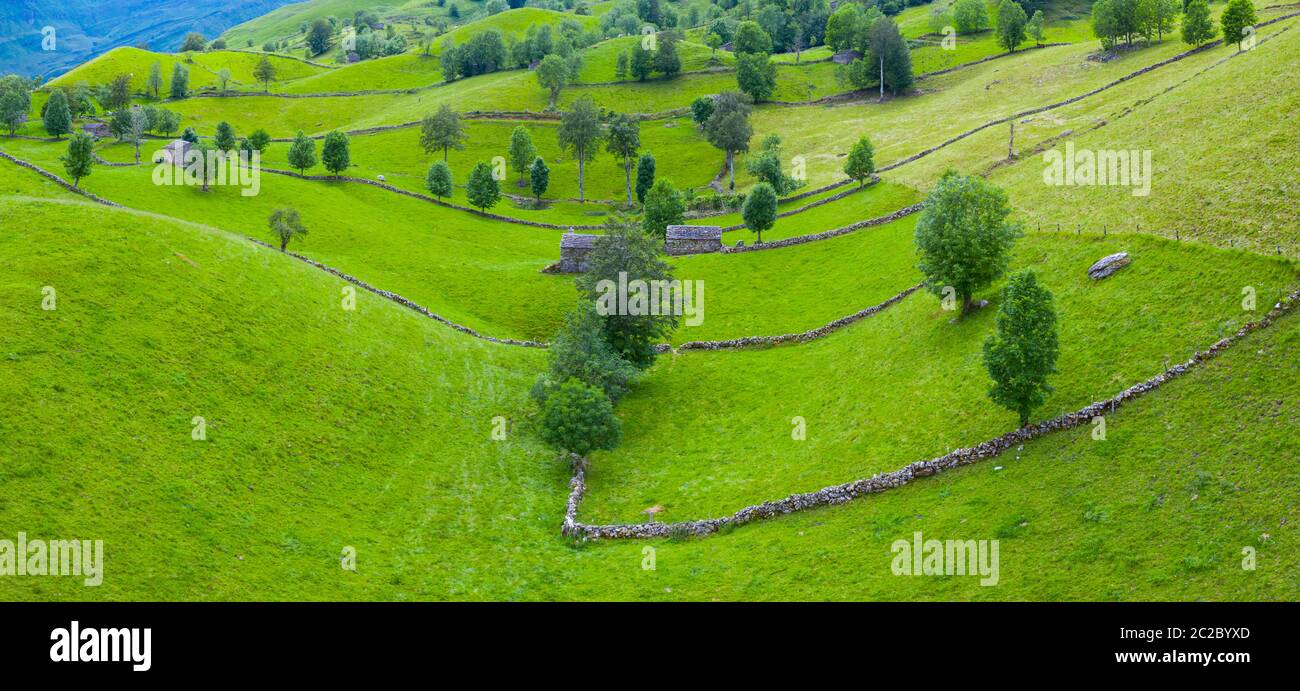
[[268, 207, 308, 251], [321, 130, 351, 176], [983, 270, 1059, 427], [287, 131, 316, 173], [466, 161, 501, 211], [634, 151, 655, 204], [43, 89, 72, 139], [1181, 0, 1216, 46], [641, 178, 684, 236], [742, 181, 778, 244], [844, 134, 876, 187], [1221, 0, 1257, 50], [605, 114, 641, 205], [704, 91, 752, 192], [420, 104, 466, 161], [61, 132, 94, 186], [995, 0, 1029, 53], [539, 380, 622, 456], [426, 160, 453, 198], [530, 156, 550, 201], [557, 96, 604, 202], [914, 171, 1022, 314]]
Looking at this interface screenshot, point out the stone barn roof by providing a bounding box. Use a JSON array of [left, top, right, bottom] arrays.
[[666, 225, 722, 240], [560, 233, 599, 249], [832, 49, 863, 65], [159, 139, 193, 165]]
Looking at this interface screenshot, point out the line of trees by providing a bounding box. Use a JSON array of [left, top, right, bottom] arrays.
[[1091, 0, 1185, 49]]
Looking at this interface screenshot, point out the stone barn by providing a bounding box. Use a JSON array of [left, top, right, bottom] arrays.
[[82, 122, 110, 139], [158, 139, 193, 167], [665, 225, 723, 255], [558, 232, 598, 273]]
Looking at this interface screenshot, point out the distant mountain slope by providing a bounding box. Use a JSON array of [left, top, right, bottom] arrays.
[[0, 0, 297, 80]]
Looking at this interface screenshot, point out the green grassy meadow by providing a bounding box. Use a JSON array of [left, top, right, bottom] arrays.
[[0, 0, 1295, 602]]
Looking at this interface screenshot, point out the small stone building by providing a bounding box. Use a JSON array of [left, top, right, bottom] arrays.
[[159, 139, 193, 167], [558, 232, 598, 273], [665, 225, 723, 256], [82, 122, 110, 139], [832, 49, 863, 65]]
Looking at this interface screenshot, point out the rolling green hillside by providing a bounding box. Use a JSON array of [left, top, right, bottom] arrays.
[[0, 0, 1296, 603], [0, 191, 1293, 600]]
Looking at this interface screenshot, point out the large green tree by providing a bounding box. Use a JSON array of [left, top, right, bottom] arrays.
[[914, 172, 1022, 314], [953, 0, 991, 34], [539, 380, 622, 456], [420, 104, 466, 161], [1220, 0, 1257, 50], [307, 19, 332, 55], [742, 181, 778, 245], [126, 107, 148, 163], [268, 207, 308, 251], [253, 55, 277, 91], [983, 270, 1059, 427], [147, 62, 163, 99], [1181, 0, 1216, 46], [605, 114, 641, 206], [704, 91, 752, 192], [733, 20, 773, 54], [43, 89, 72, 139], [641, 178, 684, 237], [557, 96, 604, 202], [214, 121, 237, 152], [466, 161, 501, 211], [507, 126, 536, 185], [536, 53, 571, 108], [867, 17, 913, 97], [532, 302, 639, 405], [530, 156, 550, 201], [425, 160, 453, 199], [320, 130, 350, 176], [287, 131, 317, 173], [60, 132, 95, 186], [995, 0, 1029, 53], [170, 64, 190, 99], [736, 51, 777, 103], [844, 134, 876, 187], [634, 152, 655, 204], [577, 216, 679, 369]]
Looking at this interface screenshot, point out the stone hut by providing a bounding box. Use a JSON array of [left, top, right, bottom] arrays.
[[832, 49, 863, 65], [158, 139, 193, 167], [82, 122, 110, 139], [558, 232, 599, 273], [665, 225, 723, 255]]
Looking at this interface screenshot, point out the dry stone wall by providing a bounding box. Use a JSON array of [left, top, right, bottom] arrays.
[[245, 238, 548, 348], [261, 168, 604, 230], [656, 284, 921, 353], [566, 288, 1300, 539], [0, 150, 122, 207], [722, 202, 924, 253]]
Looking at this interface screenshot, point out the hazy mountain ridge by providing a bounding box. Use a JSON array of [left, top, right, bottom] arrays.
[[0, 0, 297, 80]]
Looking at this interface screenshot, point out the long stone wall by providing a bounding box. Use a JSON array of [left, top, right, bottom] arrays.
[[564, 288, 1300, 539], [0, 150, 122, 208], [722, 202, 924, 253], [261, 168, 604, 230], [244, 238, 549, 348], [656, 284, 921, 353]]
